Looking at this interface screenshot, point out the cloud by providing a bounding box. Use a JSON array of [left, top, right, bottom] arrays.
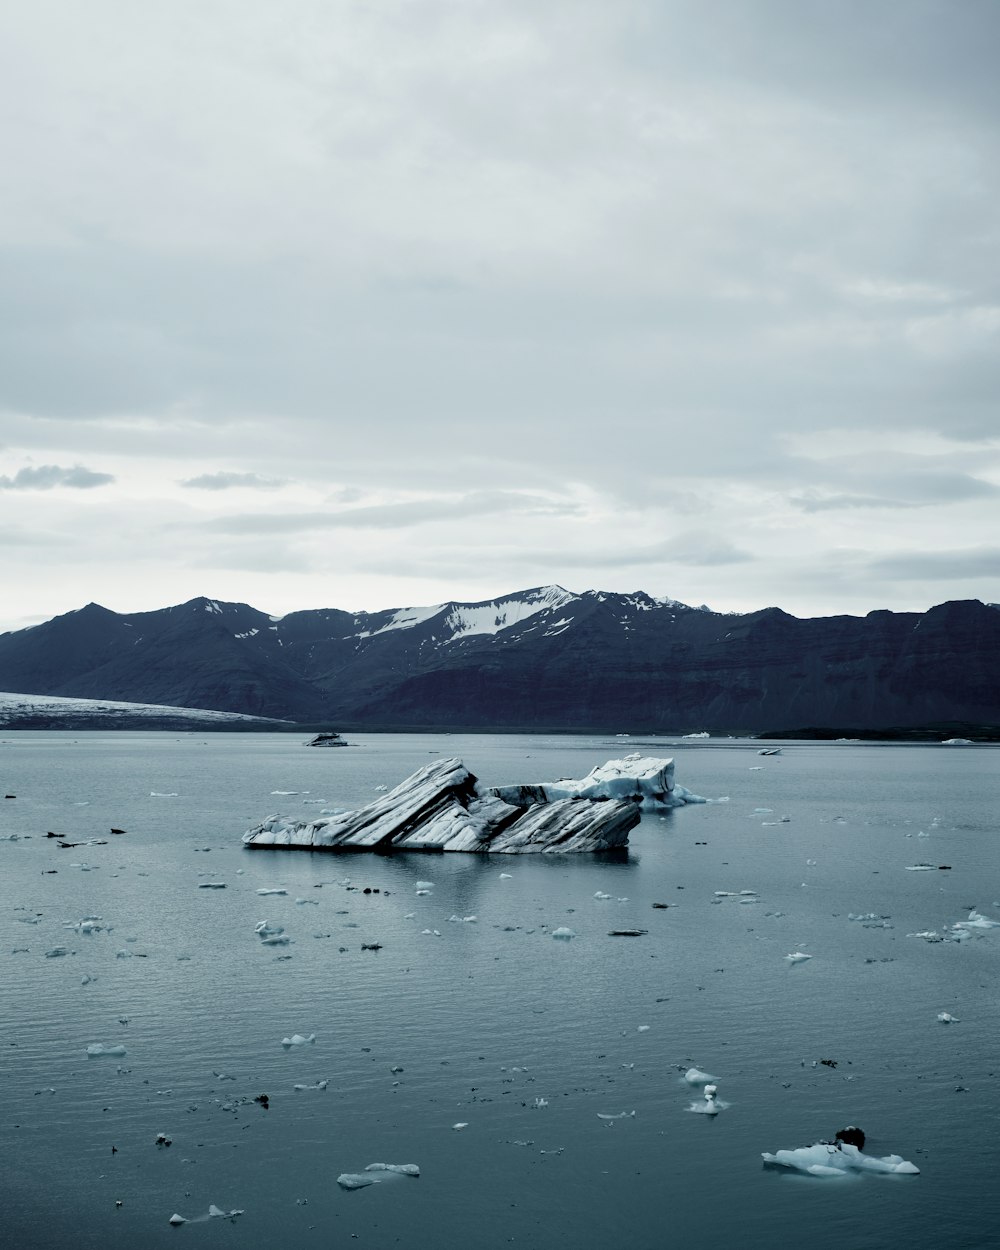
[[181, 471, 284, 491], [474, 532, 755, 572], [203, 491, 580, 535], [868, 548, 1000, 581], [790, 470, 1000, 513], [0, 464, 114, 490]]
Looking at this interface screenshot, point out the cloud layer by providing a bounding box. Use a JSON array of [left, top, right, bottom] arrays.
[[1, 1, 998, 629]]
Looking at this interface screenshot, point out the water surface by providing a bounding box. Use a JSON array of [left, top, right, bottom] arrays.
[[2, 732, 998, 1248]]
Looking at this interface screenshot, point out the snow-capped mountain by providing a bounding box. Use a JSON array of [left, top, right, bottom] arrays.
[[0, 587, 997, 732]]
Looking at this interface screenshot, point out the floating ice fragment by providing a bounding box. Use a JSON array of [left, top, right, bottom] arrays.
[[594, 891, 612, 900], [150, 792, 179, 797], [169, 1213, 187, 1225], [937, 1012, 960, 1023], [954, 911, 1000, 931], [293, 1080, 328, 1091], [534, 1097, 548, 1108], [786, 952, 812, 963], [337, 1174, 378, 1190], [415, 880, 434, 891], [452, 1122, 469, 1130], [597, 1110, 635, 1121], [689, 1084, 729, 1115], [281, 1033, 316, 1047], [271, 790, 300, 795], [257, 888, 287, 896], [905, 864, 935, 871], [374, 785, 388, 792], [684, 1067, 716, 1085], [551, 927, 576, 940], [87, 1043, 127, 1057], [499, 873, 512, 879], [365, 1163, 419, 1175], [762, 1142, 919, 1176]]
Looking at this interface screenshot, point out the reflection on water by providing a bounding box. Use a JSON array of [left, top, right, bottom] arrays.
[[1, 732, 999, 1249]]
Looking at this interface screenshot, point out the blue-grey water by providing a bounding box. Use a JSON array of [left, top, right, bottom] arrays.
[[1, 732, 998, 1249]]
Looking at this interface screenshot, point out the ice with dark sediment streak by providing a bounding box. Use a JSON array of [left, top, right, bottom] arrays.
[[243, 755, 704, 856], [337, 1163, 419, 1189], [762, 1142, 919, 1177]]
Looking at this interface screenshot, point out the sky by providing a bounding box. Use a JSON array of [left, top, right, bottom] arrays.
[[2, 0, 999, 633]]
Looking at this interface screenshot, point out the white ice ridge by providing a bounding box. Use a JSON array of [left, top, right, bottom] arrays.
[[0, 690, 281, 726], [762, 1142, 919, 1177], [490, 754, 704, 808], [243, 756, 694, 855]]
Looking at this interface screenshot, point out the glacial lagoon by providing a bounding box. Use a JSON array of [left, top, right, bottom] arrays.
[[2, 731, 998, 1249]]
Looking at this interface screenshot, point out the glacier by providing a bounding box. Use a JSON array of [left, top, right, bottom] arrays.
[[0, 690, 286, 728], [242, 755, 699, 855]]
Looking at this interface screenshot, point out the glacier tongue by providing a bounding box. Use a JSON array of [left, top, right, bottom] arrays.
[[241, 755, 690, 855]]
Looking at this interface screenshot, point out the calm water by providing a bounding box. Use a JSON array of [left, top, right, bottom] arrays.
[[1, 732, 998, 1250]]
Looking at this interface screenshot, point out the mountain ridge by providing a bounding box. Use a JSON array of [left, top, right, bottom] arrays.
[[1, 587, 998, 733]]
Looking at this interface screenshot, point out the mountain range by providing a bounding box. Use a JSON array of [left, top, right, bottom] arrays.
[[1, 587, 998, 734]]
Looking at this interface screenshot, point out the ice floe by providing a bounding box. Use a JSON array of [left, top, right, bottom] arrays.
[[337, 1163, 419, 1189], [762, 1141, 919, 1177]]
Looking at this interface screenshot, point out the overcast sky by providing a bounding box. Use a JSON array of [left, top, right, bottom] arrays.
[[2, 0, 998, 632]]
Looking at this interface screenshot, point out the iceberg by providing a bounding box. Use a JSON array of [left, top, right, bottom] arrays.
[[489, 754, 701, 808], [762, 1141, 919, 1177], [242, 756, 700, 856]]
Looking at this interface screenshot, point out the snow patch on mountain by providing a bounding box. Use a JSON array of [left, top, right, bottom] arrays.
[[353, 586, 578, 643], [357, 603, 446, 639], [443, 586, 578, 642]]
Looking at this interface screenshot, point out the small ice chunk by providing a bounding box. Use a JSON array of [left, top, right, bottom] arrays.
[[452, 1122, 469, 1130], [281, 1033, 316, 1047], [499, 873, 512, 879], [596, 1110, 635, 1121], [87, 1043, 127, 1058], [937, 1012, 960, 1023], [415, 880, 434, 891], [786, 952, 812, 963], [257, 888, 288, 896], [551, 927, 576, 940], [684, 1067, 715, 1085], [337, 1173, 379, 1190], [169, 1213, 187, 1225], [364, 1163, 419, 1176]]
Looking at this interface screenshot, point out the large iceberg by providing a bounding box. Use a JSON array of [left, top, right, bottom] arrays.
[[242, 756, 696, 855]]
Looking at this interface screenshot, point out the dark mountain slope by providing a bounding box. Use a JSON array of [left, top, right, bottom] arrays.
[[0, 588, 997, 731]]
